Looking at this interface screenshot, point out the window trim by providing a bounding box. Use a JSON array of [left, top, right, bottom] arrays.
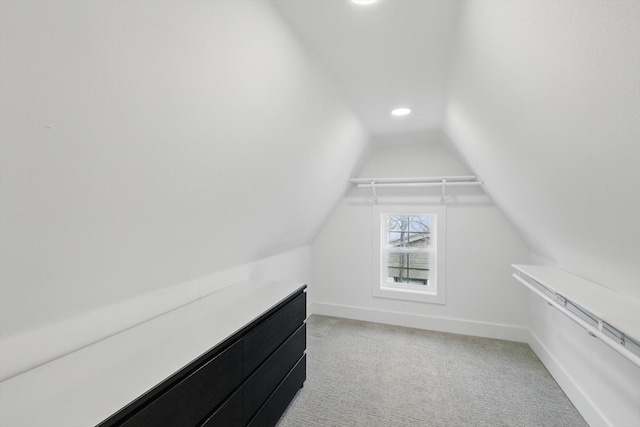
[[372, 205, 447, 304]]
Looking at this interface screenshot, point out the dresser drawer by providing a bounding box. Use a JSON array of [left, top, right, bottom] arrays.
[[243, 292, 306, 375], [121, 340, 243, 427], [247, 354, 306, 427], [200, 386, 243, 427], [244, 323, 306, 423]]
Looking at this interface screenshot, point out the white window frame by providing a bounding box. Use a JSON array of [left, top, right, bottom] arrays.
[[372, 205, 446, 304]]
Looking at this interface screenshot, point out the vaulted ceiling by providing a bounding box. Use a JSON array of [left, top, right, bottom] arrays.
[[273, 0, 640, 297], [272, 0, 461, 135], [1, 0, 638, 339]]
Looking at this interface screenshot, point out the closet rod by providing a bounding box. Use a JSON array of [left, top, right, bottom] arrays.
[[349, 175, 476, 184], [512, 273, 640, 368], [354, 181, 483, 189]]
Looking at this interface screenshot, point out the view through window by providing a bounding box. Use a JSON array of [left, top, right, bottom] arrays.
[[386, 215, 432, 286]]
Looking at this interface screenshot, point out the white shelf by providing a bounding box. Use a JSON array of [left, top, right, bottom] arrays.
[[512, 265, 640, 366], [0, 280, 305, 427]]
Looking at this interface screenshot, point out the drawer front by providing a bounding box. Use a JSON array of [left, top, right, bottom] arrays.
[[243, 292, 306, 375], [244, 324, 306, 423], [247, 354, 306, 427], [122, 340, 243, 427], [200, 386, 243, 427]]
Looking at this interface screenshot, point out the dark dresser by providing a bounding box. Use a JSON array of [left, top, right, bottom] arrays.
[[99, 286, 307, 427]]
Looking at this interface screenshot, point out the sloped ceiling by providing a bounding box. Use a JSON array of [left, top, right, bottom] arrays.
[[445, 0, 640, 297], [0, 0, 367, 336], [2, 0, 638, 337], [272, 0, 461, 134], [274, 0, 640, 296]]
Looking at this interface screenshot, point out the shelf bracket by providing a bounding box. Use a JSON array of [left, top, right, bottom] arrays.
[[370, 180, 378, 204], [440, 178, 447, 204]]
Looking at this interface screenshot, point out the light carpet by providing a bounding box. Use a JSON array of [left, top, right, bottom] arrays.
[[277, 315, 587, 427]]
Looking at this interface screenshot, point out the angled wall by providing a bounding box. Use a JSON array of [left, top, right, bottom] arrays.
[[0, 0, 367, 341], [445, 0, 640, 298], [445, 2, 640, 425]]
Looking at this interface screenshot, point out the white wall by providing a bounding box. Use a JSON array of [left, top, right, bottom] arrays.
[[445, 2, 640, 425], [0, 0, 367, 340], [311, 130, 531, 341], [528, 294, 640, 427]]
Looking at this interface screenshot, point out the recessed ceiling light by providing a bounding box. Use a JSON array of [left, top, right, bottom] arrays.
[[351, 0, 379, 5], [391, 107, 412, 117]]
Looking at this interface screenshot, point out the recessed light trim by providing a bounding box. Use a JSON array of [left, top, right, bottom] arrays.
[[391, 107, 412, 117], [351, 0, 379, 5]]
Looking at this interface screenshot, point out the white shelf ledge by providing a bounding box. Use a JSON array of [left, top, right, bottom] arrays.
[[512, 265, 640, 367]]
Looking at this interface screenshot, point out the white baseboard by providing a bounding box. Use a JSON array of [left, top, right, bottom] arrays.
[[309, 302, 529, 343], [527, 330, 610, 427]]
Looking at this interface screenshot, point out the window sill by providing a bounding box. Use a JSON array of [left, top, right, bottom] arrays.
[[373, 285, 446, 304]]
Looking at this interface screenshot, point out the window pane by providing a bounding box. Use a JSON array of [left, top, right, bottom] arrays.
[[387, 215, 431, 248], [386, 252, 430, 286]]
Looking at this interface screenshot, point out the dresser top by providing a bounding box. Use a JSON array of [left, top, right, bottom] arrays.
[[0, 280, 306, 427]]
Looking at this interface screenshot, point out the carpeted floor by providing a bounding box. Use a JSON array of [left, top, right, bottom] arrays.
[[277, 315, 588, 427]]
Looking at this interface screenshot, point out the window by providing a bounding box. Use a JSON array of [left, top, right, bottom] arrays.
[[373, 205, 446, 304], [385, 215, 432, 286]]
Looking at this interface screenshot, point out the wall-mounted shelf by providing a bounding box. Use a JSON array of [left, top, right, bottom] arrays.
[[349, 176, 484, 203], [512, 265, 640, 367]]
